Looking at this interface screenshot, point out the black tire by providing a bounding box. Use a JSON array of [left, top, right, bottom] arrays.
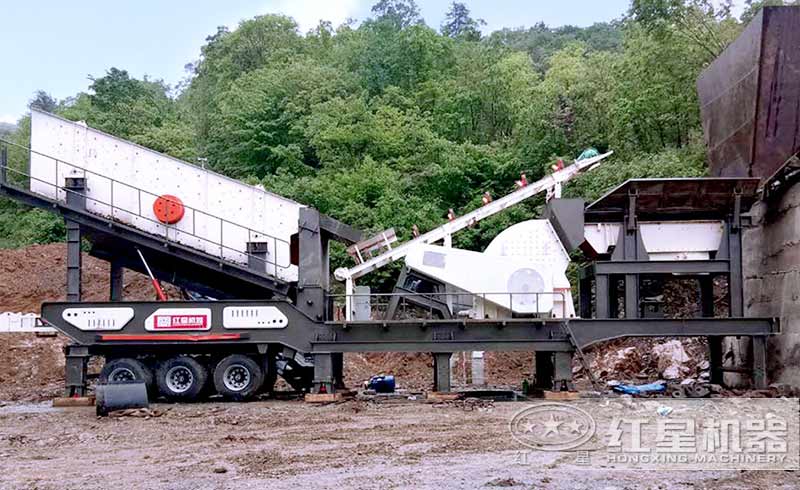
[[99, 358, 154, 393], [213, 354, 264, 401], [155, 356, 208, 401]]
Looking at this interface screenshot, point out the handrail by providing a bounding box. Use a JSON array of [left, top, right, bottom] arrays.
[[327, 290, 570, 321], [0, 138, 292, 275]]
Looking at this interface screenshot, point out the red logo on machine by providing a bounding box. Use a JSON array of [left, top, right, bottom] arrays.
[[153, 314, 208, 330]]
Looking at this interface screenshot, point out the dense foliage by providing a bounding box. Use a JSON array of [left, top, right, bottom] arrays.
[[3, 0, 795, 288]]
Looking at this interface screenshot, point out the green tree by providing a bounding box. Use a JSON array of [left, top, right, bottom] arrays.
[[28, 90, 58, 113], [370, 0, 423, 29], [441, 2, 485, 41], [629, 0, 737, 58]]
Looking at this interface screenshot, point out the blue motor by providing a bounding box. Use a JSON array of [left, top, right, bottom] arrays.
[[367, 374, 396, 393]]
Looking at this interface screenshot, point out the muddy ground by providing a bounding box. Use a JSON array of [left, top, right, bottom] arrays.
[[0, 399, 797, 490]]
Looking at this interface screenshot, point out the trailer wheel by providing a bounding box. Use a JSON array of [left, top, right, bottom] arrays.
[[100, 358, 154, 392], [156, 357, 208, 401], [213, 355, 264, 401]]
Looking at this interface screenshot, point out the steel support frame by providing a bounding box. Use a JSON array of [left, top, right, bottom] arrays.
[[585, 188, 765, 387], [40, 296, 777, 395], [64, 345, 89, 397], [385, 268, 452, 321], [534, 352, 555, 390], [433, 352, 452, 392], [110, 260, 124, 301], [317, 317, 776, 352], [64, 177, 86, 302]]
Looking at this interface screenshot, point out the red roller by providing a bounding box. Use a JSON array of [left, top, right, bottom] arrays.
[[153, 194, 185, 224]]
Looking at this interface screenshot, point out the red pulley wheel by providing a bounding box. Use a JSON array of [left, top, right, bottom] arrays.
[[153, 194, 185, 224]]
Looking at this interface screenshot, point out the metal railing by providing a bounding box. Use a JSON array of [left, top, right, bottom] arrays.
[[0, 139, 293, 277], [327, 290, 570, 321]]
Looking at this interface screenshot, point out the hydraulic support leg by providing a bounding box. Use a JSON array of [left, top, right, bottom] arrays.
[[313, 353, 335, 394], [332, 352, 345, 389], [553, 351, 574, 392], [433, 352, 452, 392], [64, 345, 89, 397], [534, 352, 554, 390]]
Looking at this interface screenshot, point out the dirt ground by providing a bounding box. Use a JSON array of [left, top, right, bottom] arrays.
[[0, 399, 797, 490], [4, 244, 792, 488]]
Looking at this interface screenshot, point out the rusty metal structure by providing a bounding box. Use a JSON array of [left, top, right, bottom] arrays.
[[698, 6, 800, 189]]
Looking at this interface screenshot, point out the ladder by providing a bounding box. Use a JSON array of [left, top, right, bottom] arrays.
[[561, 321, 601, 392]]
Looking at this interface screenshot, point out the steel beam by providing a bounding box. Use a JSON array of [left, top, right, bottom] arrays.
[[595, 274, 610, 318], [752, 336, 767, 389], [297, 208, 327, 321], [110, 261, 124, 302], [593, 260, 730, 275], [317, 319, 574, 353], [708, 337, 724, 384], [66, 220, 82, 302], [570, 318, 777, 349], [64, 178, 86, 303], [312, 339, 574, 353], [728, 225, 744, 317], [319, 214, 362, 245], [624, 274, 639, 319], [699, 276, 715, 317]]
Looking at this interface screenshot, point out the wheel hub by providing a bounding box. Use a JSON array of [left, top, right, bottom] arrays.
[[109, 367, 135, 383], [165, 366, 194, 393], [223, 364, 251, 392]]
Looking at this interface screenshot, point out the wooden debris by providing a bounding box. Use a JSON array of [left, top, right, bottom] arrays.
[[108, 408, 168, 418], [426, 392, 463, 402], [52, 396, 95, 407], [543, 391, 580, 401], [305, 391, 356, 404]]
